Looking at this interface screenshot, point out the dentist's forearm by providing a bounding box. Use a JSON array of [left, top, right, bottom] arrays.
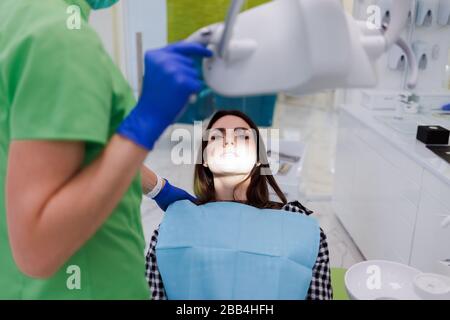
[[141, 165, 166, 195], [20, 135, 147, 277]]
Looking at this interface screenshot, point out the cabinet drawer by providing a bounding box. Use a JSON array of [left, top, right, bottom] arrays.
[[356, 123, 423, 190], [410, 191, 450, 273], [337, 133, 418, 262]]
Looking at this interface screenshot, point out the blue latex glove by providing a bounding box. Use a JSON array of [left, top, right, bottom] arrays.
[[117, 42, 213, 150], [154, 179, 197, 212], [443, 103, 450, 111]]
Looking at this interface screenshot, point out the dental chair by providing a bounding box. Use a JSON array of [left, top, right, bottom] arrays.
[[331, 268, 350, 300]]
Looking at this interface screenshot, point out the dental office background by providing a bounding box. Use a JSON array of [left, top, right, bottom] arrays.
[[89, 0, 450, 279]]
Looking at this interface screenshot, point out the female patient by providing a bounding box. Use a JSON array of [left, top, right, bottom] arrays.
[[142, 110, 332, 300]]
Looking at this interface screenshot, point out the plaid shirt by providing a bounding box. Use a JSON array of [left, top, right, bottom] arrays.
[[145, 201, 333, 300]]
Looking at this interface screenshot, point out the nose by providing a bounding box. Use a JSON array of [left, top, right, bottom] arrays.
[[224, 131, 235, 147], [224, 139, 235, 147]]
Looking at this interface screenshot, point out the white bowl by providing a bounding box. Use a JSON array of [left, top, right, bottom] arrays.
[[345, 260, 422, 300]]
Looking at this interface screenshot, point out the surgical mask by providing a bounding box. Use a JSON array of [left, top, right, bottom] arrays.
[[86, 0, 119, 10]]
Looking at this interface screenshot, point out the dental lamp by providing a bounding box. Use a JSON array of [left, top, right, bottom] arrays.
[[187, 0, 418, 97]]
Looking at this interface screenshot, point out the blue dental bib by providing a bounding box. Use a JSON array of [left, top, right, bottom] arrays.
[[156, 200, 320, 300]]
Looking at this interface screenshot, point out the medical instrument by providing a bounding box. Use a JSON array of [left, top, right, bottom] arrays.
[[187, 0, 418, 97]]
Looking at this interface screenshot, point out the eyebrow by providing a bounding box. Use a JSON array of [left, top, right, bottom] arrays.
[[210, 127, 251, 134]]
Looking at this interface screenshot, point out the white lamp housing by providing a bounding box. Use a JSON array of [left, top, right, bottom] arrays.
[[187, 0, 415, 97]]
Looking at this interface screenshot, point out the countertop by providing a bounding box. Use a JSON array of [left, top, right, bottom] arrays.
[[341, 104, 450, 186]]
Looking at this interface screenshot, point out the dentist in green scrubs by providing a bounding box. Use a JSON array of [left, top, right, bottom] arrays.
[[0, 0, 211, 299]]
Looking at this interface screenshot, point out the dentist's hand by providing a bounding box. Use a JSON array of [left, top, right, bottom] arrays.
[[117, 42, 213, 150], [154, 179, 197, 212]]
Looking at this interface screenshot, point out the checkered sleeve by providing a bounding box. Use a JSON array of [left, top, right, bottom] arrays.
[[282, 201, 333, 300], [145, 227, 168, 300]]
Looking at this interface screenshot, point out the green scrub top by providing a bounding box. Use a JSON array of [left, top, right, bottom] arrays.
[[0, 0, 149, 299]]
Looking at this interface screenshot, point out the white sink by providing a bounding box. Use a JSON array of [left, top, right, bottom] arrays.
[[345, 260, 422, 300]]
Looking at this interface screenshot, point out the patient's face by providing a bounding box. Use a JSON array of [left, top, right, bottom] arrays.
[[205, 115, 258, 176]]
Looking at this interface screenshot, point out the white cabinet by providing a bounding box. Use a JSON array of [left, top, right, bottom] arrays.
[[334, 106, 450, 271], [410, 171, 450, 273], [333, 110, 423, 265]]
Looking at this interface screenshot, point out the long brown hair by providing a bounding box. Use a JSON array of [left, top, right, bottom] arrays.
[[194, 110, 287, 209]]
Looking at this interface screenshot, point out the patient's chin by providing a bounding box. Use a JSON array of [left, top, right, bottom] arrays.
[[211, 165, 253, 177]]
